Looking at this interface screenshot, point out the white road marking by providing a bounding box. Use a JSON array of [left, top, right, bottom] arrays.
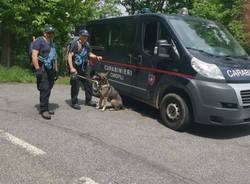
[[0, 129, 46, 156], [73, 177, 99, 184]]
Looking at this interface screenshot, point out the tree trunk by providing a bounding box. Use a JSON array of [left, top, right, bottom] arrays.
[[1, 31, 11, 68], [243, 1, 250, 53]]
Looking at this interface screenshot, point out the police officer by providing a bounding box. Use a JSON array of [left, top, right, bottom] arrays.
[[32, 25, 58, 119], [68, 29, 102, 110]]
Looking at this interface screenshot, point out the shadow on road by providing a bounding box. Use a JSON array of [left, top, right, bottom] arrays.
[[187, 123, 250, 139], [122, 96, 250, 139], [122, 96, 161, 121], [34, 103, 59, 112], [65, 99, 81, 106], [65, 99, 92, 107]]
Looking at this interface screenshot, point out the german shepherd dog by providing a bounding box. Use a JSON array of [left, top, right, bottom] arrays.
[[94, 72, 123, 111]]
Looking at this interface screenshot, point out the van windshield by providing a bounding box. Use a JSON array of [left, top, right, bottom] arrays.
[[168, 17, 248, 57]]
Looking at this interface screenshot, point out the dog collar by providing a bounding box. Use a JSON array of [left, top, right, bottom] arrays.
[[101, 84, 110, 88]]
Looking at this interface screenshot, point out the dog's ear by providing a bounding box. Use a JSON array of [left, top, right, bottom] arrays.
[[104, 72, 110, 77], [103, 72, 110, 80]]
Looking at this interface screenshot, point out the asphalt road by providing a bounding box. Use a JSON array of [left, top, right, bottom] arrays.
[[0, 83, 249, 184]]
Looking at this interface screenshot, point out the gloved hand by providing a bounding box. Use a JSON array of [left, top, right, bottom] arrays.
[[70, 72, 78, 80], [35, 68, 43, 80], [54, 70, 59, 81]]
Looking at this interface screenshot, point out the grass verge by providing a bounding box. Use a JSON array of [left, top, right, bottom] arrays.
[[0, 65, 69, 84]]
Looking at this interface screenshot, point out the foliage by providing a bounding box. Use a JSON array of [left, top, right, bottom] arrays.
[[0, 65, 35, 83], [119, 0, 193, 14], [119, 0, 248, 51], [0, 0, 120, 37], [0, 0, 121, 69], [191, 0, 246, 48], [0, 65, 70, 84]]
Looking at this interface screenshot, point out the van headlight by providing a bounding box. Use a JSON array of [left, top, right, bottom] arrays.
[[191, 57, 225, 80]]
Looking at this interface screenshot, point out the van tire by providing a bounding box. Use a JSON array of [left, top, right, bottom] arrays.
[[160, 93, 191, 131]]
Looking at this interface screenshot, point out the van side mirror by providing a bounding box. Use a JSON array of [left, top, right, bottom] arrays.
[[154, 40, 180, 60]]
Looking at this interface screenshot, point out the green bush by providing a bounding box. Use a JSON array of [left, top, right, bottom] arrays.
[[0, 65, 35, 83], [0, 65, 70, 84]]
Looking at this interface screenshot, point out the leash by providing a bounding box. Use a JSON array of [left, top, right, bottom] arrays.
[[76, 74, 99, 86]]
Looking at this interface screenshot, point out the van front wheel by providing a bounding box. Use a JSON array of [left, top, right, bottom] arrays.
[[160, 93, 191, 131]]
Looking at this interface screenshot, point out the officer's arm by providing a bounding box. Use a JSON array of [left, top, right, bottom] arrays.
[[67, 52, 77, 73], [89, 52, 102, 61], [55, 59, 58, 71], [89, 52, 96, 59], [32, 49, 40, 70], [67, 52, 74, 69]]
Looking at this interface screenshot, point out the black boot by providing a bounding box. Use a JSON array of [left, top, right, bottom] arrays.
[[85, 101, 96, 107], [48, 109, 55, 115], [71, 103, 81, 110], [41, 111, 51, 120]]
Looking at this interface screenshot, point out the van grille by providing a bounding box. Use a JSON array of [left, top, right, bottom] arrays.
[[240, 90, 250, 104]]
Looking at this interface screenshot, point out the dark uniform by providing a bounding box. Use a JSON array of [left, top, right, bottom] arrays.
[[69, 39, 93, 106], [33, 36, 57, 114]]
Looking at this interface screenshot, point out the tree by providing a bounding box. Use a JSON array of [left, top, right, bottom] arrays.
[[191, 0, 246, 47], [119, 0, 248, 51], [243, 1, 250, 52], [0, 0, 31, 67], [0, 0, 121, 68], [119, 0, 192, 15]]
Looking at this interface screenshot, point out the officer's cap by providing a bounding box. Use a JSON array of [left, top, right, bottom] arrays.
[[44, 25, 55, 33], [79, 29, 89, 37]]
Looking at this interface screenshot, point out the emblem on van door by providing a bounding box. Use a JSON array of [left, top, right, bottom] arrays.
[[104, 65, 133, 76], [148, 74, 156, 86]]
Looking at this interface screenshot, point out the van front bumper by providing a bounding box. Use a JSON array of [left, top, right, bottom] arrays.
[[188, 80, 250, 125]]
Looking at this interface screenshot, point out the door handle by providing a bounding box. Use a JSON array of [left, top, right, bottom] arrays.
[[128, 54, 132, 64], [128, 54, 143, 64], [137, 55, 142, 65]]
